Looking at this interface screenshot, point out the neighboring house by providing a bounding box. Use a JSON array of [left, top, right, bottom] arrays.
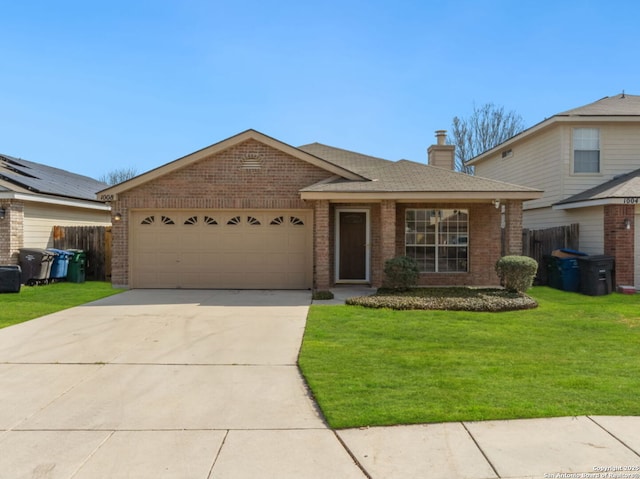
[[98, 129, 541, 290], [468, 93, 640, 289], [0, 154, 111, 264]]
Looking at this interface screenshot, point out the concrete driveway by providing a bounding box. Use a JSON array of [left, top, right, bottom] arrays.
[[2, 289, 639, 478], [0, 289, 365, 479]]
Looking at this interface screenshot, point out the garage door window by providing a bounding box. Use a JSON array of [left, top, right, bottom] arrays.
[[183, 216, 218, 225], [140, 215, 175, 225]]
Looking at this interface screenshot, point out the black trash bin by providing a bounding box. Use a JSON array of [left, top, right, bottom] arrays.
[[67, 249, 86, 283], [0, 265, 21, 293], [19, 248, 55, 285], [577, 255, 614, 296], [545, 249, 586, 292]]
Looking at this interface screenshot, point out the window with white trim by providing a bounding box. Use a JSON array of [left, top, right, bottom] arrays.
[[405, 209, 468, 273], [573, 128, 600, 173]]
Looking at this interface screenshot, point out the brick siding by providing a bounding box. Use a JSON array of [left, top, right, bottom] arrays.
[[0, 200, 24, 264], [395, 202, 503, 287], [110, 139, 333, 287], [603, 204, 635, 286], [110, 138, 519, 289]]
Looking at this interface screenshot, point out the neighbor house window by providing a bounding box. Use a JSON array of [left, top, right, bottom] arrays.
[[573, 128, 600, 173], [405, 209, 468, 273]]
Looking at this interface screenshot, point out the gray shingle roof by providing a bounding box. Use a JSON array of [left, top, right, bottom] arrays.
[[298, 143, 394, 180], [298, 145, 540, 194], [0, 153, 107, 201], [556, 93, 640, 116], [555, 168, 640, 205]]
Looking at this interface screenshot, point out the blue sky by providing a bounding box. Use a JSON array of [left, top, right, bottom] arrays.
[[2, 0, 639, 180]]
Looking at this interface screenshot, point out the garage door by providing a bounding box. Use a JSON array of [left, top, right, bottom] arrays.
[[131, 210, 312, 289]]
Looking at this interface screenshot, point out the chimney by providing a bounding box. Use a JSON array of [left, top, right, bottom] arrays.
[[427, 130, 455, 170]]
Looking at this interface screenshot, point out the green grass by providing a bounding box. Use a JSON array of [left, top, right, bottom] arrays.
[[0, 282, 124, 329], [298, 287, 640, 429]]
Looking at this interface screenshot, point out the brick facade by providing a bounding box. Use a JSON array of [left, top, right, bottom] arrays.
[[109, 138, 524, 290], [504, 201, 523, 255], [313, 200, 331, 290], [603, 204, 635, 286], [110, 139, 333, 287], [0, 200, 24, 264], [395, 203, 503, 287]]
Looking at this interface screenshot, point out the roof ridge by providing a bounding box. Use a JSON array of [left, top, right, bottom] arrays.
[[298, 142, 393, 163]]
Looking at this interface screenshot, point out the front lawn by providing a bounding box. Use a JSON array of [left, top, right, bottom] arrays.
[[0, 282, 124, 329], [298, 287, 640, 429]]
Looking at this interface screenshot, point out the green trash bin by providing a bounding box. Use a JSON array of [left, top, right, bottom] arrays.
[[67, 249, 86, 283]]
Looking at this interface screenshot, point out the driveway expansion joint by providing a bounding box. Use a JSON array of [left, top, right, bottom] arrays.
[[587, 416, 640, 458], [461, 421, 502, 478]]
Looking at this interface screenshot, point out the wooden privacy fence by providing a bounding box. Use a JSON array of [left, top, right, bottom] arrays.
[[53, 226, 112, 281], [522, 223, 580, 285]]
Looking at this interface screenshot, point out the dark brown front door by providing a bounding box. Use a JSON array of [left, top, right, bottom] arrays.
[[339, 211, 367, 280]]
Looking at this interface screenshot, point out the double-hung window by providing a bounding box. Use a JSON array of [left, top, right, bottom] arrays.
[[405, 209, 468, 273], [573, 128, 600, 173]]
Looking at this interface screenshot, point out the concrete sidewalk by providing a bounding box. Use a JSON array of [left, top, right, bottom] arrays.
[[0, 289, 638, 478]]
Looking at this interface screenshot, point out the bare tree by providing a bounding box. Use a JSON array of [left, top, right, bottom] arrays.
[[449, 103, 525, 174], [98, 167, 138, 185]]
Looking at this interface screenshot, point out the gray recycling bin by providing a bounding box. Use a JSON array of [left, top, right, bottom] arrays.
[[19, 248, 55, 285], [0, 265, 21, 293], [577, 255, 614, 296]]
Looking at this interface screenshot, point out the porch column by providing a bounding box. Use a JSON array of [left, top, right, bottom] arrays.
[[604, 204, 635, 286], [377, 199, 397, 287], [504, 200, 523, 255], [314, 199, 331, 290]]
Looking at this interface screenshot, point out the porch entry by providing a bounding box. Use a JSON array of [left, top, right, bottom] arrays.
[[336, 209, 370, 283]]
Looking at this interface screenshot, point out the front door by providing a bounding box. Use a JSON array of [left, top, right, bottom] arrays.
[[337, 210, 368, 281]]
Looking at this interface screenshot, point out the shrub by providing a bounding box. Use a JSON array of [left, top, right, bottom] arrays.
[[495, 256, 538, 293], [312, 290, 334, 300], [383, 256, 420, 291]]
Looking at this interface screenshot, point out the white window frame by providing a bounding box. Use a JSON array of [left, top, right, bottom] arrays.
[[405, 209, 469, 273], [573, 128, 600, 174]]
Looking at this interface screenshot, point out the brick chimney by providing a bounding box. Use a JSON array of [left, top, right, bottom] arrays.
[[427, 130, 455, 170]]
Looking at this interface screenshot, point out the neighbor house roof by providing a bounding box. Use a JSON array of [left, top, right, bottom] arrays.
[[0, 153, 107, 202], [554, 168, 640, 209], [557, 93, 640, 116], [467, 93, 640, 166]]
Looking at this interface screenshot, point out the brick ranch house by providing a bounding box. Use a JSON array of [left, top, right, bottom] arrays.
[[98, 130, 541, 290]]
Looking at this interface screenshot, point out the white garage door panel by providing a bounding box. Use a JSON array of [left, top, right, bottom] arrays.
[[131, 210, 312, 289]]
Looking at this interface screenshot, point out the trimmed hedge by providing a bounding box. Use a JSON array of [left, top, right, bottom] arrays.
[[312, 290, 335, 300], [346, 288, 538, 312], [382, 256, 420, 291], [495, 256, 538, 293]]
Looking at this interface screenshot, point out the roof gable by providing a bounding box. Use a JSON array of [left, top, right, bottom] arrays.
[[99, 130, 365, 199], [0, 153, 107, 201], [468, 93, 640, 166], [555, 168, 640, 207]]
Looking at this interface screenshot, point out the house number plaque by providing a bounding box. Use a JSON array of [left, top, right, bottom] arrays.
[[623, 197, 639, 204]]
